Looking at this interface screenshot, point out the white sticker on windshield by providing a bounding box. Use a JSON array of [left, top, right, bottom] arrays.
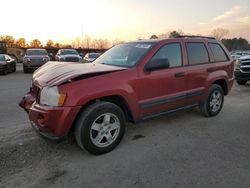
[[135, 44, 151, 49]]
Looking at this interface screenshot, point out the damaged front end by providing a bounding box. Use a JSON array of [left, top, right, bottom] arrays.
[[19, 88, 35, 113]]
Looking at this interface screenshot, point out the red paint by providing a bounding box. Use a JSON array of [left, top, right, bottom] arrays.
[[20, 38, 234, 138]]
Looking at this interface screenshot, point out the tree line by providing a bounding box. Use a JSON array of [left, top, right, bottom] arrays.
[[1, 28, 250, 51], [0, 35, 112, 49]]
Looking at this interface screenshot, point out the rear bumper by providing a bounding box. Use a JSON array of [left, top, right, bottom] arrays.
[[234, 71, 250, 81], [228, 77, 234, 93]]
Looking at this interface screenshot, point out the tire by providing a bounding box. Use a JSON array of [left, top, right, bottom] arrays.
[[3, 68, 7, 75], [199, 84, 224, 117], [75, 101, 126, 155], [12, 64, 16, 72], [23, 65, 28, 73], [236, 80, 247, 85]]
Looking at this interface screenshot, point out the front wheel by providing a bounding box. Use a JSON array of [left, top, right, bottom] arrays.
[[75, 102, 126, 155], [199, 84, 224, 117]]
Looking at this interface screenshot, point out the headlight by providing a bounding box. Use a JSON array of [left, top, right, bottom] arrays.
[[40, 86, 66, 106], [24, 57, 30, 62], [43, 57, 50, 62], [235, 59, 242, 66], [59, 57, 65, 61]]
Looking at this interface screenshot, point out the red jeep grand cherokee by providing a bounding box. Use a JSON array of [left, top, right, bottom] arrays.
[[20, 36, 234, 155]]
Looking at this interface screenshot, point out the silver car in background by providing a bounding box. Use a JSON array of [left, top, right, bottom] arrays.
[[55, 49, 82, 63], [23, 49, 50, 73], [83, 52, 101, 63]]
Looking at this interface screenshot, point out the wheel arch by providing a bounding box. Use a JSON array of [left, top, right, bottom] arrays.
[[213, 79, 228, 95], [71, 95, 135, 132]]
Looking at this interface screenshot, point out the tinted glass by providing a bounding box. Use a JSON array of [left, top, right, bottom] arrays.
[[61, 50, 78, 55], [151, 43, 182, 67], [0, 55, 5, 61], [186, 43, 209, 65], [209, 43, 228, 62], [95, 43, 153, 67], [26, 49, 48, 56]]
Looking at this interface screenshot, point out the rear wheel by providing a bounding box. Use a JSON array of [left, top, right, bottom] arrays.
[[236, 80, 247, 85], [75, 102, 126, 155], [200, 84, 224, 117]]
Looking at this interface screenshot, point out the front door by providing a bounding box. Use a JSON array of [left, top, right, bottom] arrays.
[[136, 42, 187, 118]]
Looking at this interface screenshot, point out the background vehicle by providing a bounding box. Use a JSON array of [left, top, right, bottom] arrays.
[[231, 51, 250, 60], [0, 54, 16, 75], [234, 55, 250, 85], [55, 49, 82, 62], [83, 52, 101, 63], [20, 36, 234, 155], [23, 49, 50, 73], [0, 41, 7, 54]]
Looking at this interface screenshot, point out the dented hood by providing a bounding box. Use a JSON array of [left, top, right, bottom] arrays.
[[32, 61, 127, 87]]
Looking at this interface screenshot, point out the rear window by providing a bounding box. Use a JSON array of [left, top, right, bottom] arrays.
[[186, 43, 209, 65], [209, 43, 228, 62]]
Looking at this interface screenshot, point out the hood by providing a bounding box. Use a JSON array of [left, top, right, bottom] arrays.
[[33, 61, 128, 87], [60, 54, 80, 58], [25, 55, 49, 58], [239, 55, 250, 60]]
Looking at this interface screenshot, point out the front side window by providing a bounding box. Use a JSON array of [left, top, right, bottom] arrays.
[[95, 43, 153, 67], [186, 43, 209, 65], [151, 43, 182, 68], [209, 43, 228, 62]]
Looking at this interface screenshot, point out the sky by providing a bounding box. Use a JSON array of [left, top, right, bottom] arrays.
[[1, 0, 250, 44]]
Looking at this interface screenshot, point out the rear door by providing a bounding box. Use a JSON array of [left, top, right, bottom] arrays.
[[184, 41, 212, 105], [137, 42, 187, 118]]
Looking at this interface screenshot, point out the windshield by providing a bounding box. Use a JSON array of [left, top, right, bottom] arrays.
[[0, 55, 4, 61], [61, 50, 78, 55], [95, 43, 153, 67], [26, 49, 48, 56]]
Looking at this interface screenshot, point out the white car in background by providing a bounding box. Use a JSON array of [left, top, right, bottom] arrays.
[[231, 51, 250, 60], [83, 52, 101, 63]]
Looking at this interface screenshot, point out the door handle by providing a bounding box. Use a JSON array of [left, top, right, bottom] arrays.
[[175, 72, 185, 78]]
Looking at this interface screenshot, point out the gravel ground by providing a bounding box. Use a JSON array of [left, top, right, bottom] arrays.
[[0, 64, 250, 188]]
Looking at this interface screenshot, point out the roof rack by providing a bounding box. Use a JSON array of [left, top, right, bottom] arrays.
[[176, 35, 216, 39]]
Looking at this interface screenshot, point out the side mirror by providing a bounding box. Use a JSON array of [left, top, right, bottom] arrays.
[[6, 59, 11, 62], [145, 58, 170, 71]]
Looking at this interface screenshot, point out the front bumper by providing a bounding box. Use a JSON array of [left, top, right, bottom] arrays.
[[0, 64, 7, 73], [19, 92, 81, 140], [234, 70, 250, 81]]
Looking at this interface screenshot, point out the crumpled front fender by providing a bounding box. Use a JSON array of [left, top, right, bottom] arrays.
[[19, 90, 35, 113]]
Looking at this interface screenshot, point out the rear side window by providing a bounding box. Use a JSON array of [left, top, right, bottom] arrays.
[[151, 43, 182, 67], [186, 43, 209, 65], [209, 43, 228, 62]]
